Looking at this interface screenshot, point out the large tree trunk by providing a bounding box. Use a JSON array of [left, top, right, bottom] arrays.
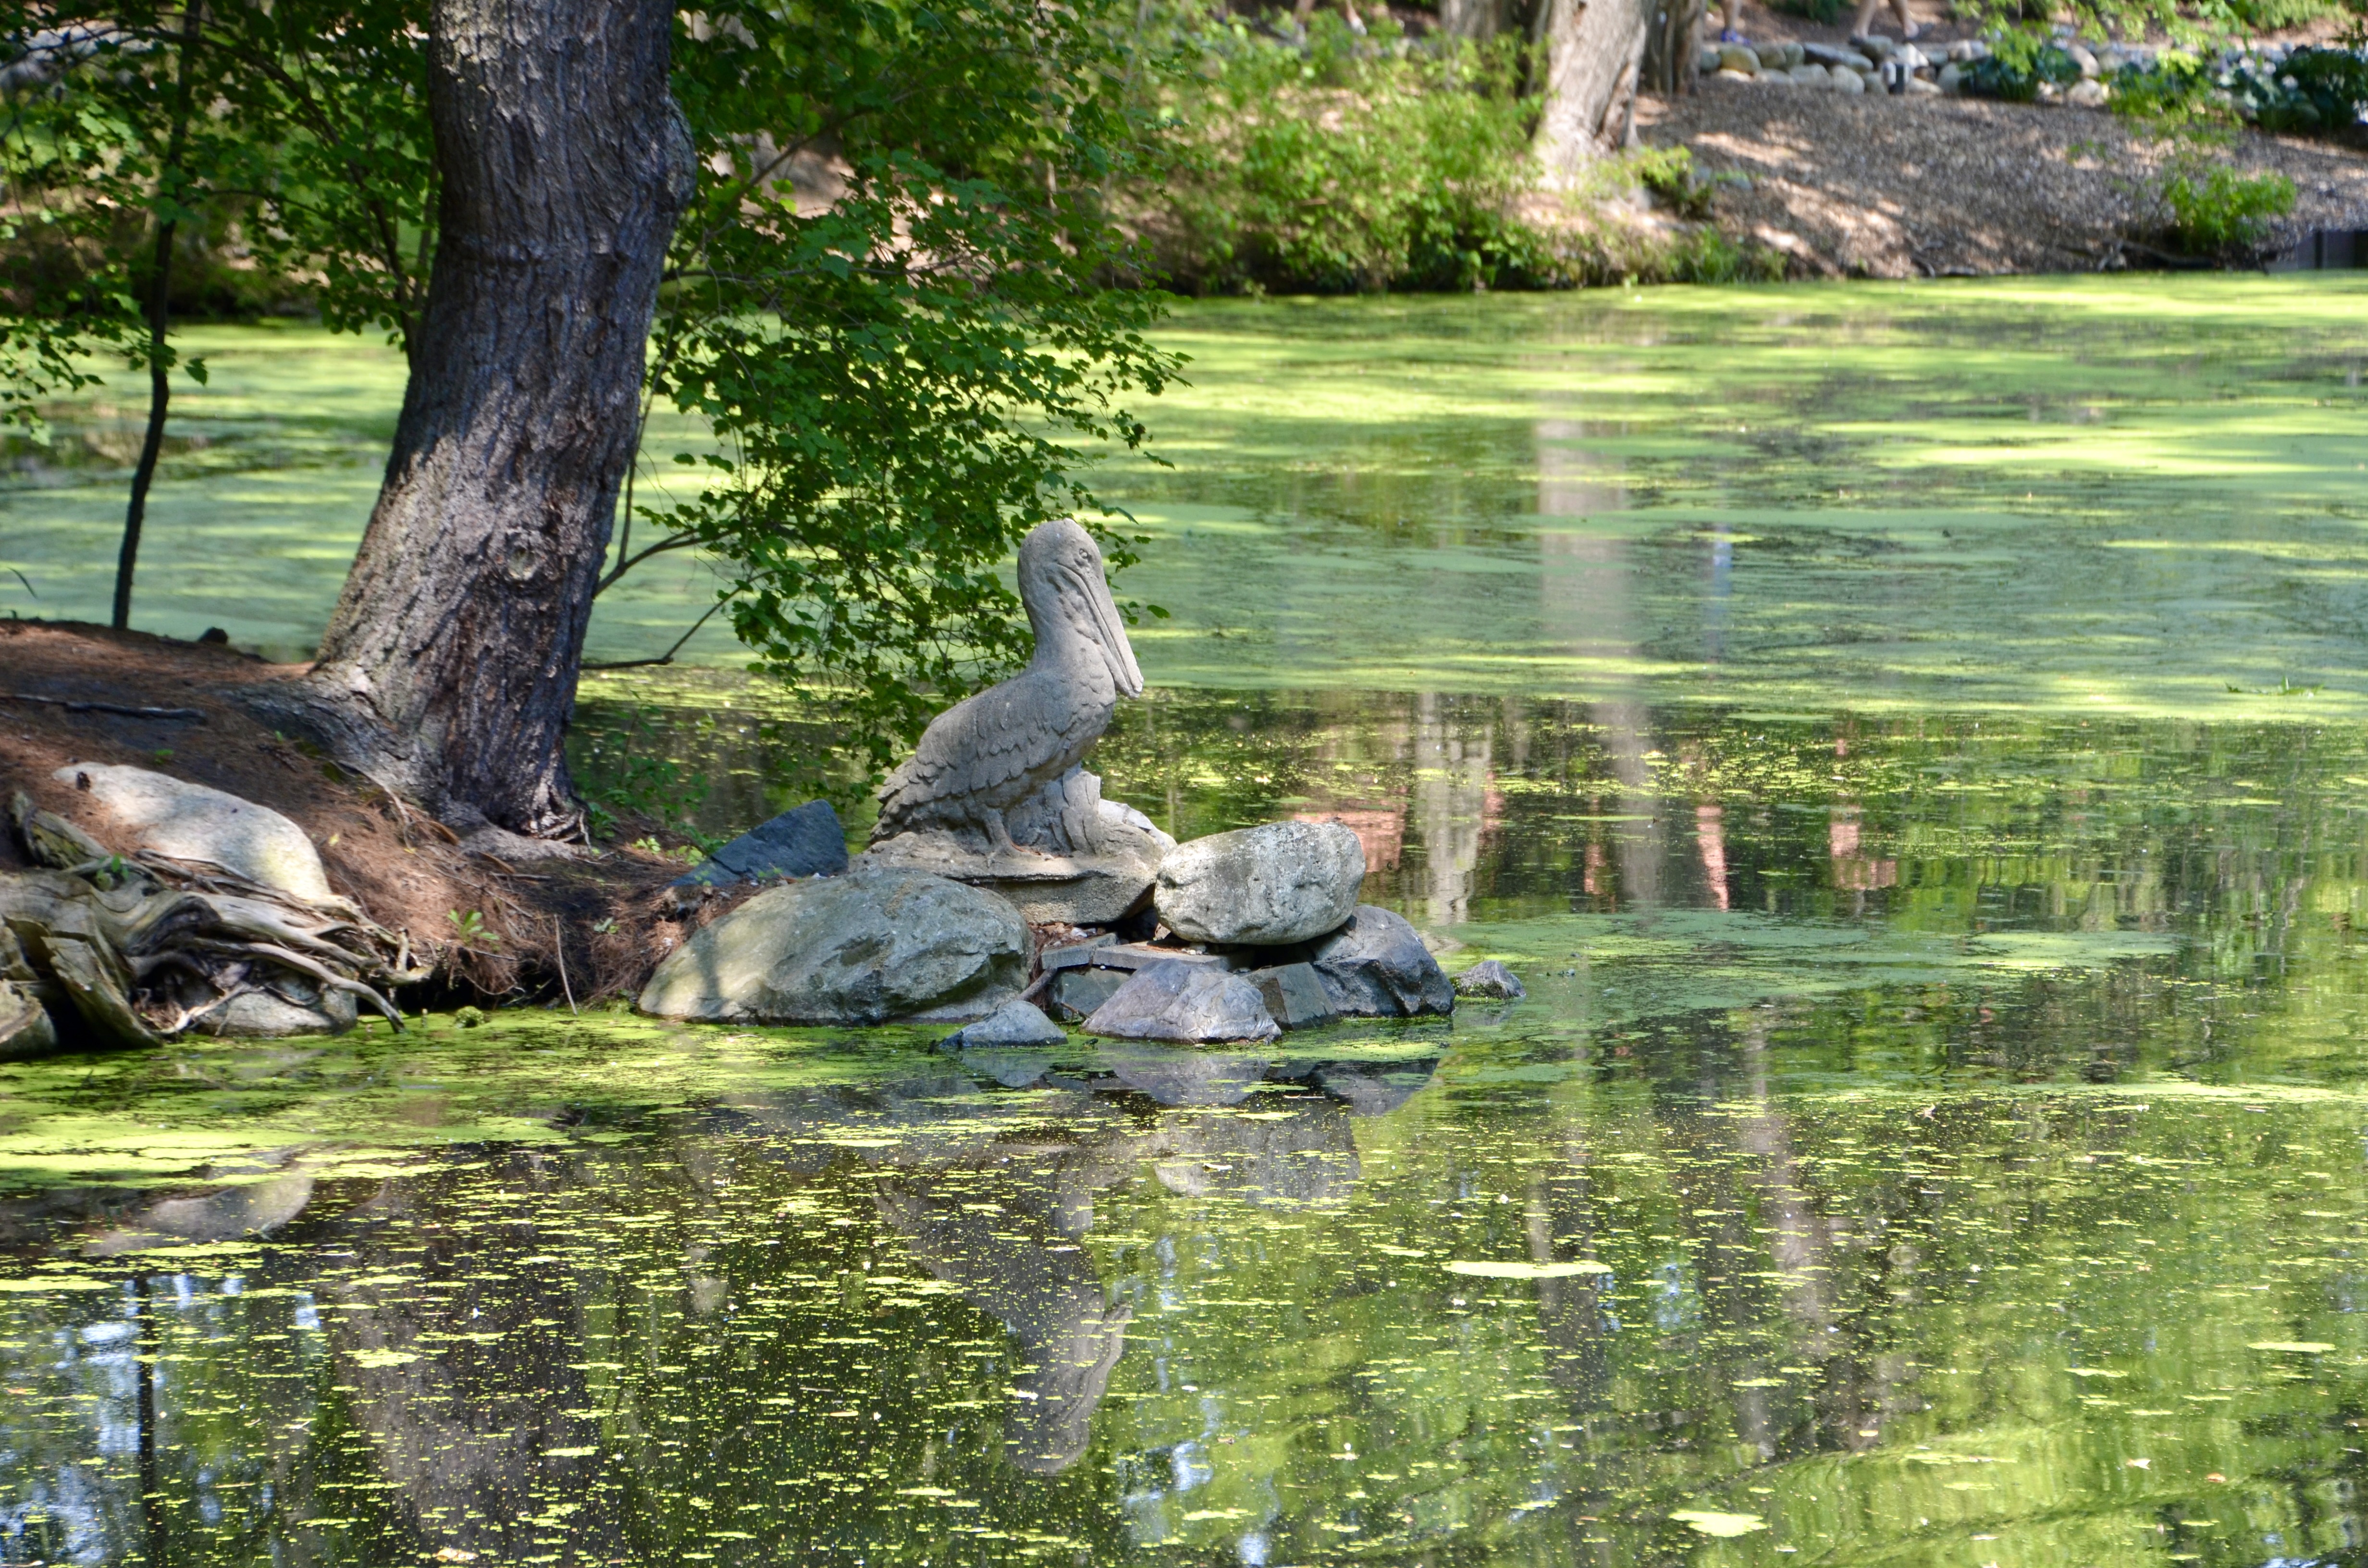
[[1532, 0, 1653, 180], [259, 0, 691, 841]]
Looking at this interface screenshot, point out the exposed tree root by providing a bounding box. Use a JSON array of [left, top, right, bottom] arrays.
[[3, 791, 423, 1050]]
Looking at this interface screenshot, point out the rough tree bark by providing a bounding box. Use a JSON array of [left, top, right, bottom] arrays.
[[253, 0, 692, 843], [1532, 0, 1653, 181]]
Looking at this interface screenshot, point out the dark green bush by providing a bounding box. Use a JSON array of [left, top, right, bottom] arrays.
[[1959, 39, 2083, 101], [2241, 45, 2368, 133]]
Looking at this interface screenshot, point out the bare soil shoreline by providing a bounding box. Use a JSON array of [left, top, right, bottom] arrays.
[[1638, 81, 2368, 278], [0, 620, 735, 1008]]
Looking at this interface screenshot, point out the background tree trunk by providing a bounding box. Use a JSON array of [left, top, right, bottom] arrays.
[[259, 0, 691, 839], [1640, 0, 1702, 96], [1532, 0, 1653, 180]]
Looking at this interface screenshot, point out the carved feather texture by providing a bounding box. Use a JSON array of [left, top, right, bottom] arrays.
[[873, 518, 1137, 844]]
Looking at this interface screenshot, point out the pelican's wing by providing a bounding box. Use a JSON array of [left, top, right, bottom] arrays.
[[877, 678, 1059, 823]]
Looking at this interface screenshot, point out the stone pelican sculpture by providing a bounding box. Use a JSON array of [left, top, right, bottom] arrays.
[[873, 518, 1145, 857]]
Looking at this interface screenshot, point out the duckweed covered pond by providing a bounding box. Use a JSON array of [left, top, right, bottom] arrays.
[[12, 277, 2368, 1564]]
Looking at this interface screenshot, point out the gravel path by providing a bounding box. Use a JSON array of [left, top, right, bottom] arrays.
[[1635, 82, 2368, 276]]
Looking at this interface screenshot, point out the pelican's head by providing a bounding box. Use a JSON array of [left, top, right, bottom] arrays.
[[1020, 518, 1144, 698]]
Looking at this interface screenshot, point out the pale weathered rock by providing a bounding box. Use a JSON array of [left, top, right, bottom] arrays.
[[942, 997, 1067, 1049], [1453, 959, 1527, 1001], [0, 977, 56, 1061], [1311, 906, 1455, 1017], [53, 764, 333, 902], [1245, 962, 1337, 1029], [862, 791, 1172, 925], [191, 983, 356, 1037], [1716, 42, 1759, 73], [1831, 66, 1867, 94], [1083, 959, 1280, 1043], [673, 798, 847, 888], [2066, 77, 2109, 108], [639, 867, 1028, 1024], [1155, 820, 1364, 946]]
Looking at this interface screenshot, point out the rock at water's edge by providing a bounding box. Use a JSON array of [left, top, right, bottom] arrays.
[[53, 764, 333, 902], [1154, 820, 1365, 946], [639, 867, 1027, 1024], [674, 799, 848, 888], [1245, 962, 1338, 1029], [0, 977, 57, 1061], [1311, 906, 1455, 1017], [1452, 959, 1527, 1001], [942, 997, 1067, 1048], [1083, 959, 1281, 1043]]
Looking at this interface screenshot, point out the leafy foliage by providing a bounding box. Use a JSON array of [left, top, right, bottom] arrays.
[[1140, 13, 1553, 294], [646, 0, 1182, 786], [0, 5, 433, 428], [5, 0, 1180, 796], [2159, 158, 2294, 252], [2218, 44, 2368, 134], [1958, 38, 2086, 101]]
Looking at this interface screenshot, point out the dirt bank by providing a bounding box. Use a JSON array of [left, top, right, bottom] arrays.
[[0, 621, 728, 1005], [1639, 82, 2368, 277]]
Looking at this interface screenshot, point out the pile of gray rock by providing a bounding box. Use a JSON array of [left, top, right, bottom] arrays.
[[1703, 35, 2114, 108], [1704, 36, 1944, 96], [640, 816, 1523, 1045]]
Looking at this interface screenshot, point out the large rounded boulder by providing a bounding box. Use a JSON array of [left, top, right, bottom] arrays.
[[54, 764, 334, 903], [639, 868, 1027, 1024], [1154, 820, 1364, 946]]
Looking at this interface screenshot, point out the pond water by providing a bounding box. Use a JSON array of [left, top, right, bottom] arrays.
[[11, 278, 2368, 1565]]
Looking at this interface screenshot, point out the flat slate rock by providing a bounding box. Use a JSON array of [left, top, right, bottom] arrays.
[[1083, 958, 1281, 1043], [1048, 965, 1131, 1023], [1452, 958, 1527, 1001], [639, 866, 1027, 1024], [1088, 942, 1231, 972], [1155, 820, 1365, 946], [861, 807, 1167, 926], [1038, 933, 1118, 971], [1311, 906, 1455, 1017], [674, 798, 848, 888]]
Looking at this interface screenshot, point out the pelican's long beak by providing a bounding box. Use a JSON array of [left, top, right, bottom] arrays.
[[1074, 567, 1144, 698]]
